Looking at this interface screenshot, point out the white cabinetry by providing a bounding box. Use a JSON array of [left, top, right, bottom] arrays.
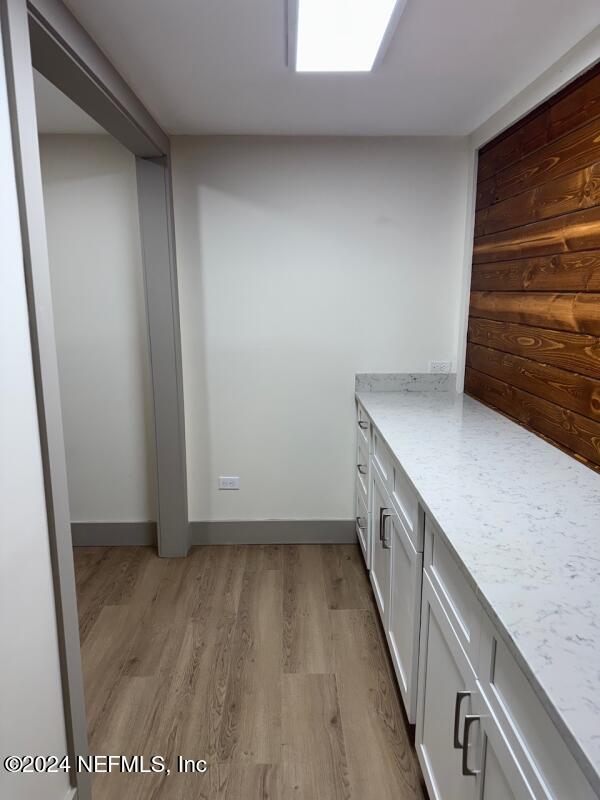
[[369, 449, 423, 724], [388, 508, 422, 722], [353, 400, 597, 800], [473, 690, 537, 800], [416, 572, 478, 800], [355, 400, 371, 568], [355, 488, 369, 567], [417, 519, 597, 800], [370, 467, 392, 625]]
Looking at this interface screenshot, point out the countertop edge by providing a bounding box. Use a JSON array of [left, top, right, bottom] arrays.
[[356, 391, 600, 796]]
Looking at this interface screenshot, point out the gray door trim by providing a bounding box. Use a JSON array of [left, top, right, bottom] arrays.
[[25, 3, 191, 551], [27, 0, 168, 156], [136, 156, 190, 557], [0, 1, 90, 796], [26, 0, 190, 558], [2, 0, 190, 795]]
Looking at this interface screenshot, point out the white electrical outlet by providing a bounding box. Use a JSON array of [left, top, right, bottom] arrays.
[[429, 360, 452, 374], [218, 476, 240, 490]]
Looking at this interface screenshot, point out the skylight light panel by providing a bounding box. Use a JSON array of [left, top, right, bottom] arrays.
[[293, 0, 405, 73]]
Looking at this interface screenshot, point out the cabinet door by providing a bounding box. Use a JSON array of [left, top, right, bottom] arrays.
[[387, 510, 422, 723], [472, 692, 537, 800], [355, 485, 370, 569], [416, 573, 478, 800], [370, 468, 391, 626]]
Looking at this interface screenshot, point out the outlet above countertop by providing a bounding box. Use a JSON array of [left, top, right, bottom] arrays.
[[355, 388, 600, 793]]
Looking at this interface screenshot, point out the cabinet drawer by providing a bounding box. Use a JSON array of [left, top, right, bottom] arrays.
[[356, 401, 371, 449], [478, 617, 596, 800], [356, 436, 369, 500], [390, 460, 421, 551], [355, 485, 370, 570], [424, 516, 480, 668], [372, 426, 391, 486]]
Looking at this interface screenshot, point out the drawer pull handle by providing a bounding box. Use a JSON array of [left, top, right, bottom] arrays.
[[357, 464, 367, 475], [453, 691, 471, 748], [381, 513, 391, 549], [461, 715, 480, 777], [358, 420, 369, 430], [378, 506, 387, 540], [356, 516, 366, 530]]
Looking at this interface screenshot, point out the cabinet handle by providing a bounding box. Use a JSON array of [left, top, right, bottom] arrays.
[[356, 516, 366, 530], [453, 691, 471, 748], [358, 420, 369, 430], [461, 715, 481, 777], [357, 464, 367, 475], [382, 513, 391, 548], [378, 506, 387, 541]]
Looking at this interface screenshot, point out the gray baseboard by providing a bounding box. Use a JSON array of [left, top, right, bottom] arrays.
[[71, 522, 157, 546], [190, 520, 356, 545], [71, 520, 356, 547]]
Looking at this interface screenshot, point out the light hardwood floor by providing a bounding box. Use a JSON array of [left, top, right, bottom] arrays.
[[74, 544, 426, 800]]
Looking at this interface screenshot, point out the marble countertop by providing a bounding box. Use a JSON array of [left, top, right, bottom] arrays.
[[356, 389, 600, 792]]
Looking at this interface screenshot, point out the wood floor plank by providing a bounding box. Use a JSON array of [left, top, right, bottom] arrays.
[[73, 547, 107, 591], [282, 545, 334, 673], [218, 764, 280, 800], [218, 568, 282, 764], [75, 544, 425, 800], [80, 604, 144, 741], [282, 673, 351, 800], [176, 614, 238, 764], [121, 556, 199, 678], [243, 544, 283, 572], [321, 544, 373, 610], [86, 546, 152, 609], [332, 609, 425, 800], [188, 545, 247, 624], [76, 548, 132, 645]]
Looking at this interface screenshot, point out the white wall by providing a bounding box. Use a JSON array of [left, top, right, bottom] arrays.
[[172, 136, 471, 521], [39, 135, 155, 523], [0, 34, 70, 800]]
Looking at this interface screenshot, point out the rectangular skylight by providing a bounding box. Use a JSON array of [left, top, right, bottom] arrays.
[[293, 0, 404, 73]]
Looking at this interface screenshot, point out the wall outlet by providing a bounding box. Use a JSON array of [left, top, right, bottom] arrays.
[[429, 360, 452, 374], [218, 476, 240, 490]]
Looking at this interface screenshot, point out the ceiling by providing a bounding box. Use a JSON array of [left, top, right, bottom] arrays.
[[38, 0, 600, 136]]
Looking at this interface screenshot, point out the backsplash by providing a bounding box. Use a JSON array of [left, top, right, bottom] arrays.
[[355, 372, 456, 392]]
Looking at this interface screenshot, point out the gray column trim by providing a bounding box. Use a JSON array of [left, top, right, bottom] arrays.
[[0, 2, 90, 798], [136, 156, 189, 557], [71, 521, 356, 547], [27, 0, 168, 156]]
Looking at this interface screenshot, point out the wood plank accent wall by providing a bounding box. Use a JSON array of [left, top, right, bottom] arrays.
[[466, 62, 600, 471]]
